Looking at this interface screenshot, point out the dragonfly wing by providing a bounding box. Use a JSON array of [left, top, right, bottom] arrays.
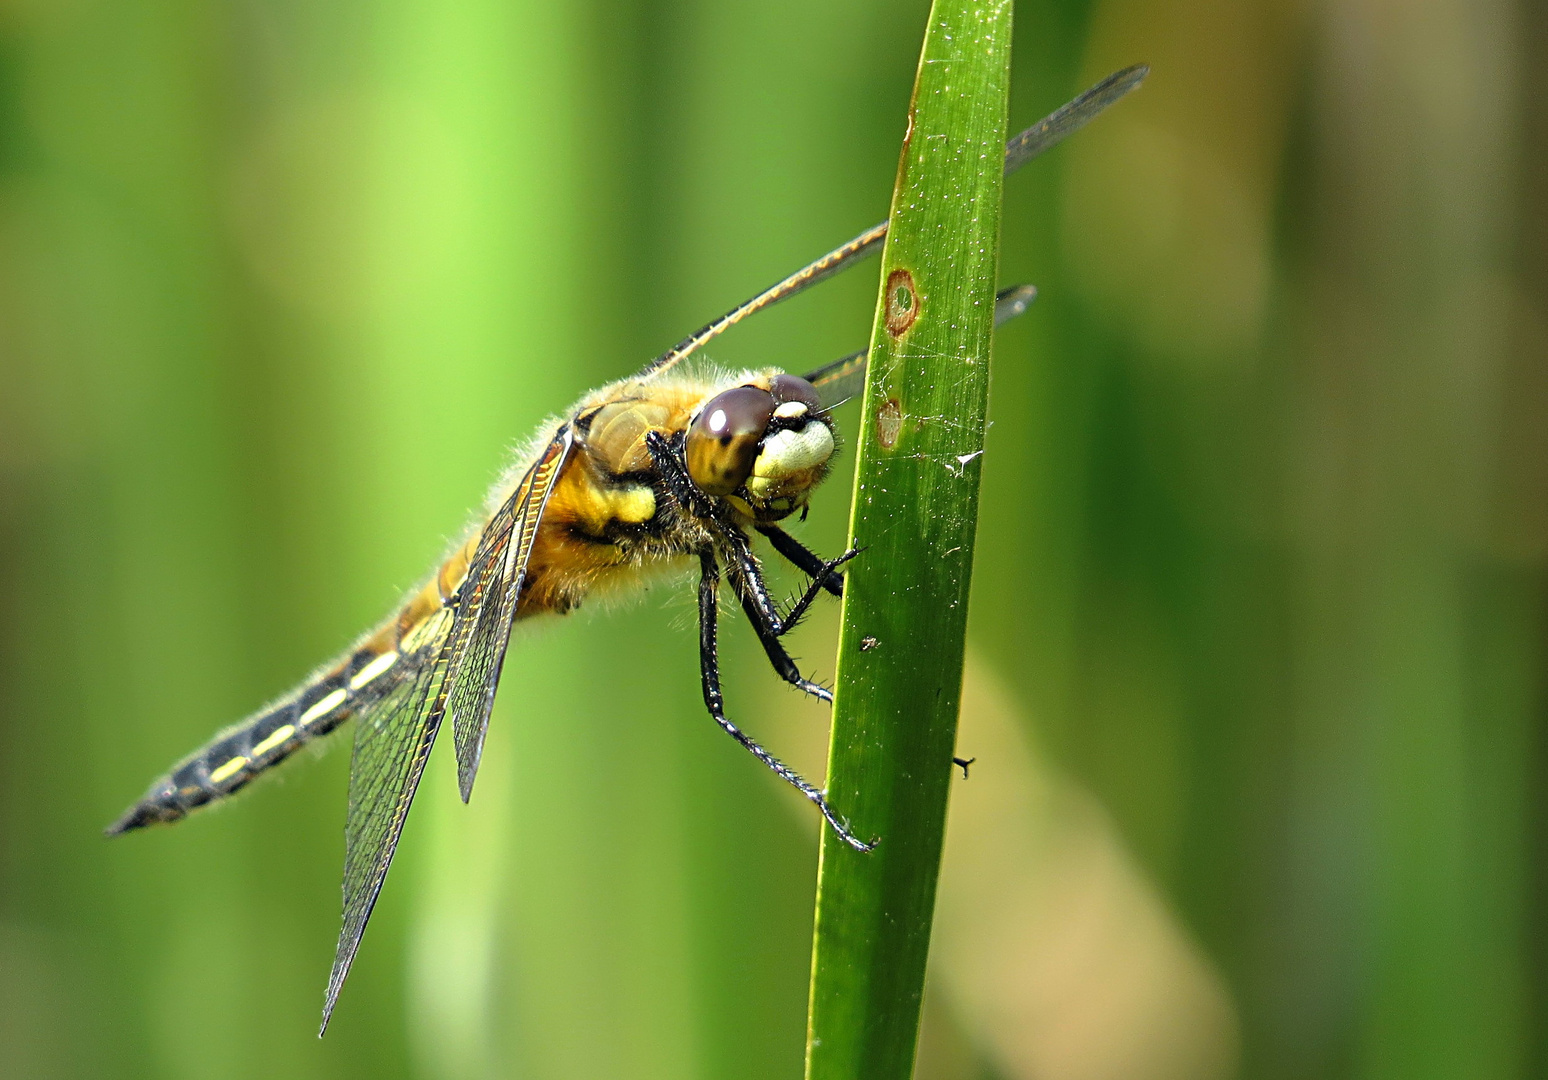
[[319, 424, 572, 1033], [635, 66, 1144, 382], [322, 606, 457, 1032], [805, 349, 868, 409], [447, 426, 574, 802], [1002, 64, 1148, 174]]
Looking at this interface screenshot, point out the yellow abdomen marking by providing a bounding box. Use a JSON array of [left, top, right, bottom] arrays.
[[251, 725, 296, 758], [299, 688, 348, 728], [350, 651, 398, 690], [209, 756, 247, 784]]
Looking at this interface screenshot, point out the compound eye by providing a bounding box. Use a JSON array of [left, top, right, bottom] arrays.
[[686, 386, 775, 495], [768, 374, 824, 419]]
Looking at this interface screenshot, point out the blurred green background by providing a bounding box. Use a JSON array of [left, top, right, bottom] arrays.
[[1, 0, 1544, 1077]]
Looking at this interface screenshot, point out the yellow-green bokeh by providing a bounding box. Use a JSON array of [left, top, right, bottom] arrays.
[[1, 0, 1542, 1078]]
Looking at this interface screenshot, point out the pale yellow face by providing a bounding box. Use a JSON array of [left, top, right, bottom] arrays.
[[745, 404, 835, 498]]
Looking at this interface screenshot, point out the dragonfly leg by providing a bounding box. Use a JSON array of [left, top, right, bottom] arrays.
[[776, 546, 859, 631], [757, 525, 848, 599], [648, 429, 838, 703], [697, 550, 875, 852], [720, 535, 834, 704], [733, 526, 856, 635], [737, 588, 834, 704]]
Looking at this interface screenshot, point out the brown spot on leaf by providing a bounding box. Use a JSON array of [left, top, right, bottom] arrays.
[[884, 268, 918, 337], [876, 398, 903, 449]]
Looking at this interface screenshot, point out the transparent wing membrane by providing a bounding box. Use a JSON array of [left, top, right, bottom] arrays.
[[993, 283, 1039, 325], [637, 222, 889, 381], [321, 426, 572, 1032], [1002, 64, 1149, 174], [323, 616, 454, 1032], [636, 65, 1146, 381]]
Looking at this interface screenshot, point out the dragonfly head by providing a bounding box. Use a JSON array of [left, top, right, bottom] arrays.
[[685, 373, 835, 522]]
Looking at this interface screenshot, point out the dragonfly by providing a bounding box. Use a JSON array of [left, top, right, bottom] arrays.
[[107, 65, 1147, 1032]]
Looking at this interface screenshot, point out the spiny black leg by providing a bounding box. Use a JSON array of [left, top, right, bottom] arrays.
[[953, 756, 976, 779], [646, 434, 850, 627], [722, 529, 785, 630], [720, 537, 834, 704], [779, 547, 860, 631], [646, 429, 838, 704], [697, 550, 875, 852], [757, 525, 846, 598], [727, 528, 853, 637], [735, 590, 834, 704]]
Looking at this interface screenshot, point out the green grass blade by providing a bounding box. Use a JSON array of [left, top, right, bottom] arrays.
[[803, 2, 1013, 1077]]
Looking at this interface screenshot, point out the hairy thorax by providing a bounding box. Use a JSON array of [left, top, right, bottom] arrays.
[[516, 380, 707, 617]]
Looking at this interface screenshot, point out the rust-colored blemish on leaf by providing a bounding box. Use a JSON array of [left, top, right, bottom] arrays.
[[876, 398, 903, 449], [884, 268, 918, 338]]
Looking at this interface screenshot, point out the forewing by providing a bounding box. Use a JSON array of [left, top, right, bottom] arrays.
[[1002, 64, 1148, 173], [446, 426, 573, 802]]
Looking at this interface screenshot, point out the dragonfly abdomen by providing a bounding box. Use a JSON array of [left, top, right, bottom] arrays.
[[105, 524, 480, 837], [106, 665, 352, 834], [104, 614, 443, 836]]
